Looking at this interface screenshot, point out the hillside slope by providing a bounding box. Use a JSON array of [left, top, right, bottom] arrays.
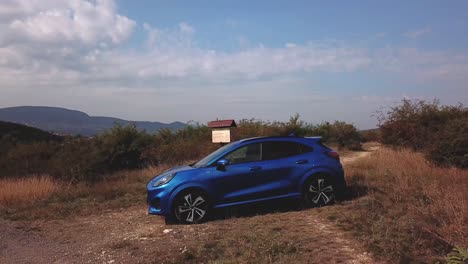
[[0, 106, 186, 136], [0, 121, 62, 143]]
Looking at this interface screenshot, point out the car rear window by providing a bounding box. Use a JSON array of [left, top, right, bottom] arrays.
[[262, 141, 312, 160]]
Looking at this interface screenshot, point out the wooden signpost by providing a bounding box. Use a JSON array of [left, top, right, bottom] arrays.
[[207, 119, 237, 144]]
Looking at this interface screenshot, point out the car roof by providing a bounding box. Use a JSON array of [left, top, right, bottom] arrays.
[[238, 136, 321, 143]]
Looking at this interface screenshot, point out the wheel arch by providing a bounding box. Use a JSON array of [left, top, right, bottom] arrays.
[[298, 167, 339, 193], [168, 183, 211, 215]]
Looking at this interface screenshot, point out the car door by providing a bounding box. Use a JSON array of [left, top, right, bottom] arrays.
[[210, 142, 265, 204], [257, 141, 314, 196]]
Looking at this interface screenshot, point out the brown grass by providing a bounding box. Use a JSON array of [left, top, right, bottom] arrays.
[[2, 149, 466, 263], [325, 147, 468, 262], [0, 175, 59, 207], [0, 163, 176, 220]]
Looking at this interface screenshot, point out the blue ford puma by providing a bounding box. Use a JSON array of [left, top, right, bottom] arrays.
[[147, 136, 345, 224]]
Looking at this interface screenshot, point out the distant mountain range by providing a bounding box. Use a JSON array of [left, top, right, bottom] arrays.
[[0, 106, 186, 136]]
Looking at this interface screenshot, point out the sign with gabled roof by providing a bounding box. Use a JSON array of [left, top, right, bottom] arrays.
[[207, 119, 237, 128], [208, 119, 236, 143]]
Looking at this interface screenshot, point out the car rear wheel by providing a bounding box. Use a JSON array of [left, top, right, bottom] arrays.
[[173, 190, 210, 224], [304, 176, 336, 207]]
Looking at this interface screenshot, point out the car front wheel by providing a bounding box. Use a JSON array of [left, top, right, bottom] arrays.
[[304, 176, 335, 207], [173, 190, 209, 224]]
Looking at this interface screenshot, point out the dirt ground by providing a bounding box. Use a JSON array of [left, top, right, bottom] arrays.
[[0, 145, 382, 264]]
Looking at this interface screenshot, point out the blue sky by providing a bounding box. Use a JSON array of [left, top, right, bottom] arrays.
[[119, 0, 468, 51], [1, 0, 467, 128]]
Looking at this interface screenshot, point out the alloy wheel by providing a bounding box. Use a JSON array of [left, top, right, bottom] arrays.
[[306, 178, 335, 207], [174, 191, 209, 224]]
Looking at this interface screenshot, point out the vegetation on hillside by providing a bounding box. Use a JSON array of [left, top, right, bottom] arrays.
[[0, 121, 62, 154], [0, 115, 362, 181], [377, 99, 467, 168], [1, 100, 466, 263]]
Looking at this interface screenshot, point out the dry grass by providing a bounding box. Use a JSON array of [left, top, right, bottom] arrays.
[[326, 147, 468, 262], [0, 175, 59, 207], [0, 163, 176, 220], [2, 149, 466, 263]]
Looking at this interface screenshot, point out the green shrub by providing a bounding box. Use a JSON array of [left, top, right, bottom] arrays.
[[328, 121, 362, 150], [143, 124, 214, 165], [96, 124, 154, 171], [0, 142, 59, 177], [0, 116, 363, 180], [360, 129, 380, 142], [426, 116, 468, 169], [378, 99, 467, 168], [48, 138, 105, 182]]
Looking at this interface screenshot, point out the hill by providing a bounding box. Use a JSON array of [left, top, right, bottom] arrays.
[[0, 106, 186, 136], [0, 121, 62, 144]]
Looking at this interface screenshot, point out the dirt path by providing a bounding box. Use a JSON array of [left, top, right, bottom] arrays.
[[0, 144, 382, 264], [341, 143, 380, 165]]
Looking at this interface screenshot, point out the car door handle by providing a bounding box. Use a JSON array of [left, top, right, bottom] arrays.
[[296, 159, 308, 164], [250, 166, 262, 172]]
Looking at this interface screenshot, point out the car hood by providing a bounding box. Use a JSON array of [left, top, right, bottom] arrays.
[[165, 165, 195, 174], [152, 164, 195, 181]]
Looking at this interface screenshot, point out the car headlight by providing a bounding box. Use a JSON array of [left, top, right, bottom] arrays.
[[152, 172, 177, 187]]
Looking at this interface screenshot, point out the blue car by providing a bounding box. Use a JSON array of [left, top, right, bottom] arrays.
[[147, 136, 345, 224]]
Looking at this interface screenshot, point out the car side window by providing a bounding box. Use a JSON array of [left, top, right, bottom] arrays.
[[262, 141, 312, 160], [223, 143, 261, 165]]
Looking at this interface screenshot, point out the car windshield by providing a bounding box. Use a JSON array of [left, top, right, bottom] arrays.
[[193, 142, 237, 168]]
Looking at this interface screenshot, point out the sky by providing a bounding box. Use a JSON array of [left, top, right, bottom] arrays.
[[0, 0, 467, 129]]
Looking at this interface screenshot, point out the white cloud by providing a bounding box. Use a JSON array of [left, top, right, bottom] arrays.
[[1, 14, 467, 92], [0, 1, 467, 128], [2, 0, 135, 46], [179, 22, 194, 35], [374, 47, 468, 82], [0, 0, 136, 74], [404, 27, 432, 38], [143, 22, 195, 50], [1, 2, 463, 90]]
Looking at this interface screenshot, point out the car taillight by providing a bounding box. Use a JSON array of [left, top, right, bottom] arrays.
[[325, 151, 340, 160]]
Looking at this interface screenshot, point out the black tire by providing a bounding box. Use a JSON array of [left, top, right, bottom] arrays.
[[303, 175, 336, 207], [173, 189, 210, 224], [164, 216, 178, 225]]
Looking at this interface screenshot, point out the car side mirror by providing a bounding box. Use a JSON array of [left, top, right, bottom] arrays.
[[216, 159, 229, 171]]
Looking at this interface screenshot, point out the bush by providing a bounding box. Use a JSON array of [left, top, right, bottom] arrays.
[[360, 129, 380, 142], [142, 124, 215, 165], [48, 138, 105, 182], [0, 142, 59, 177], [328, 121, 362, 150], [300, 121, 362, 150], [427, 116, 468, 169], [378, 99, 467, 168], [96, 124, 154, 171], [0, 116, 363, 181]]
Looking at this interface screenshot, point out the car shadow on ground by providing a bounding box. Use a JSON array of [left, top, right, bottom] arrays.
[[211, 198, 304, 221], [342, 182, 370, 201], [208, 183, 371, 222], [165, 180, 371, 225]]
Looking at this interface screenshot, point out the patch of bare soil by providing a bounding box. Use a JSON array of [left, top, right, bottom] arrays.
[[0, 144, 383, 264], [340, 143, 380, 165]]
